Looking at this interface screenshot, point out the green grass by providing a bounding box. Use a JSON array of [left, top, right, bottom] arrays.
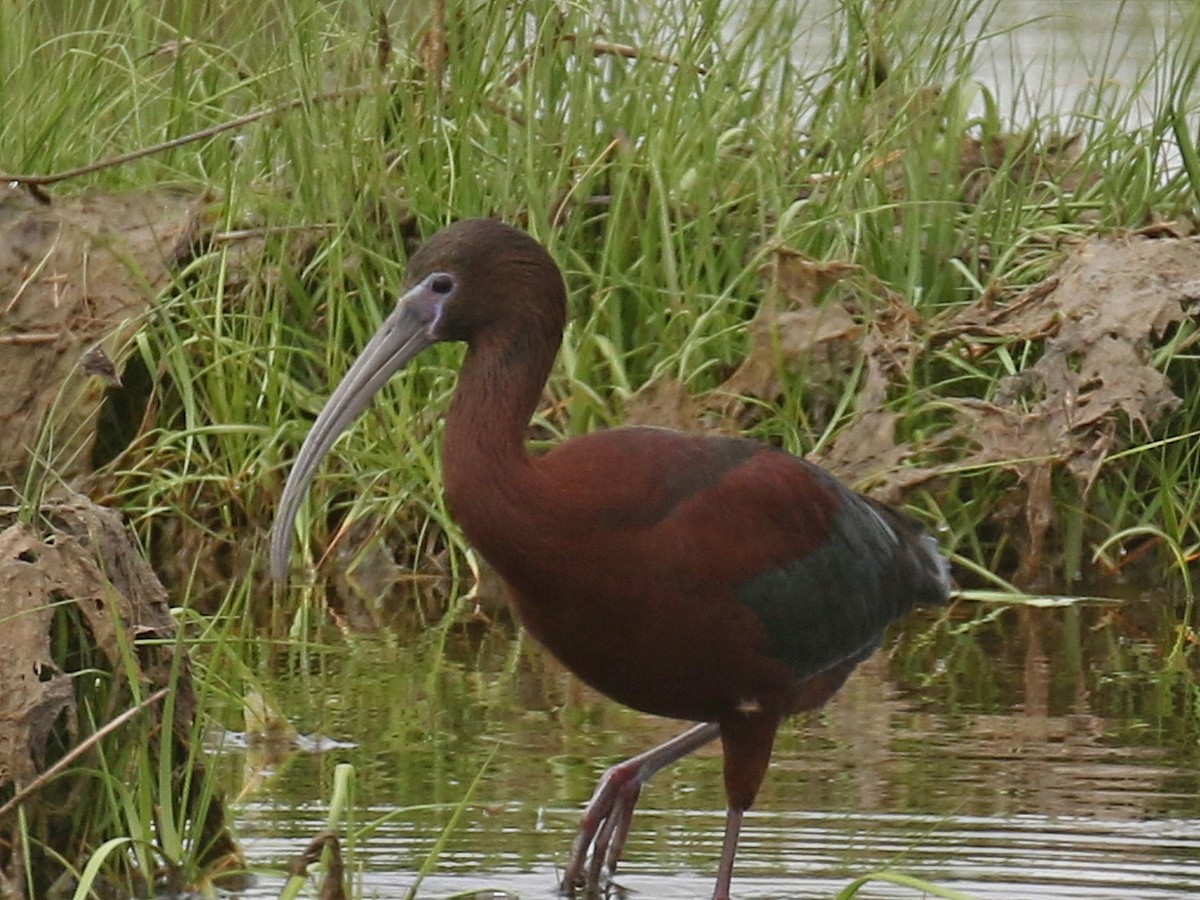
[[6, 0, 1198, 604], [3, 0, 1200, 894]]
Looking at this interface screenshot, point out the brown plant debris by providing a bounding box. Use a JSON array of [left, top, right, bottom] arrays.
[[819, 287, 939, 498], [0, 185, 204, 487], [621, 235, 1195, 586], [288, 831, 348, 900], [0, 492, 239, 896], [624, 376, 704, 432], [958, 131, 1090, 204], [709, 247, 860, 425], [620, 244, 942, 494], [943, 234, 1196, 585]]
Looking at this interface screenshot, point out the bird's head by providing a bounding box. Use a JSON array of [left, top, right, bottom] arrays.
[[268, 218, 564, 581], [403, 218, 566, 342]]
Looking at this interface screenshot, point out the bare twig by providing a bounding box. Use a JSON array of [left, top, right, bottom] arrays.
[[1, 84, 391, 189], [0, 687, 170, 822], [211, 222, 339, 243], [0, 333, 61, 345]]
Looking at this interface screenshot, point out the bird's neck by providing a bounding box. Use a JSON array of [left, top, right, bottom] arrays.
[[441, 319, 558, 546]]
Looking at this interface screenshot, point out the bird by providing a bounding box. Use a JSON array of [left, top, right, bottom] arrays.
[[270, 218, 951, 900]]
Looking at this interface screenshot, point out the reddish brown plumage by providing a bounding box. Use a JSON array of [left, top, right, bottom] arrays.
[[449, 429, 829, 720], [271, 218, 951, 900]]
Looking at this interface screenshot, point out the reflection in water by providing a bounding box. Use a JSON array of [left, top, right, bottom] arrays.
[[224, 590, 1200, 899]]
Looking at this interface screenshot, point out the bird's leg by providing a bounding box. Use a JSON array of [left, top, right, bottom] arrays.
[[584, 774, 640, 887], [560, 721, 720, 895], [711, 806, 744, 900]]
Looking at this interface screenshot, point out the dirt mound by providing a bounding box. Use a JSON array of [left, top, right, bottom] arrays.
[[0, 492, 239, 895], [0, 185, 202, 488]]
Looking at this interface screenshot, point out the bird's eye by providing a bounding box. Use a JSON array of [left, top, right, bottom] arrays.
[[429, 273, 456, 295]]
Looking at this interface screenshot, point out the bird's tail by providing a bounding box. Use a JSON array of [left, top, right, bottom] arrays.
[[868, 499, 954, 609], [918, 531, 954, 603]]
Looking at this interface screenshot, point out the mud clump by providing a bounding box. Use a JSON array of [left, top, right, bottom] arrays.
[[0, 493, 239, 897], [0, 184, 203, 488]]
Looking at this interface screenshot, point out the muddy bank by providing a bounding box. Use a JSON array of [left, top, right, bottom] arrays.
[[0, 184, 203, 489], [0, 492, 238, 897]]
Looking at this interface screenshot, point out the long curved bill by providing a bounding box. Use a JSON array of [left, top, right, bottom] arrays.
[[269, 282, 447, 581]]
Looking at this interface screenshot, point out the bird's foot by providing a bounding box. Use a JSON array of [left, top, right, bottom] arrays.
[[559, 760, 643, 896], [558, 723, 721, 897]]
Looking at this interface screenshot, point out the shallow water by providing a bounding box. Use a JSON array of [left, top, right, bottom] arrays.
[[218, 593, 1200, 899], [793, 0, 1193, 125]]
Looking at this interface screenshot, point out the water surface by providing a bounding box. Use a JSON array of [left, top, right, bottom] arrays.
[[223, 593, 1200, 899]]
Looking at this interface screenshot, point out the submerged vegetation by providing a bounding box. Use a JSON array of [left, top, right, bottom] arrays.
[[1, 0, 1199, 895]]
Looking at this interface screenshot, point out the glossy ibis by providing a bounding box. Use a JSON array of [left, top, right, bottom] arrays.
[[270, 218, 951, 899]]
